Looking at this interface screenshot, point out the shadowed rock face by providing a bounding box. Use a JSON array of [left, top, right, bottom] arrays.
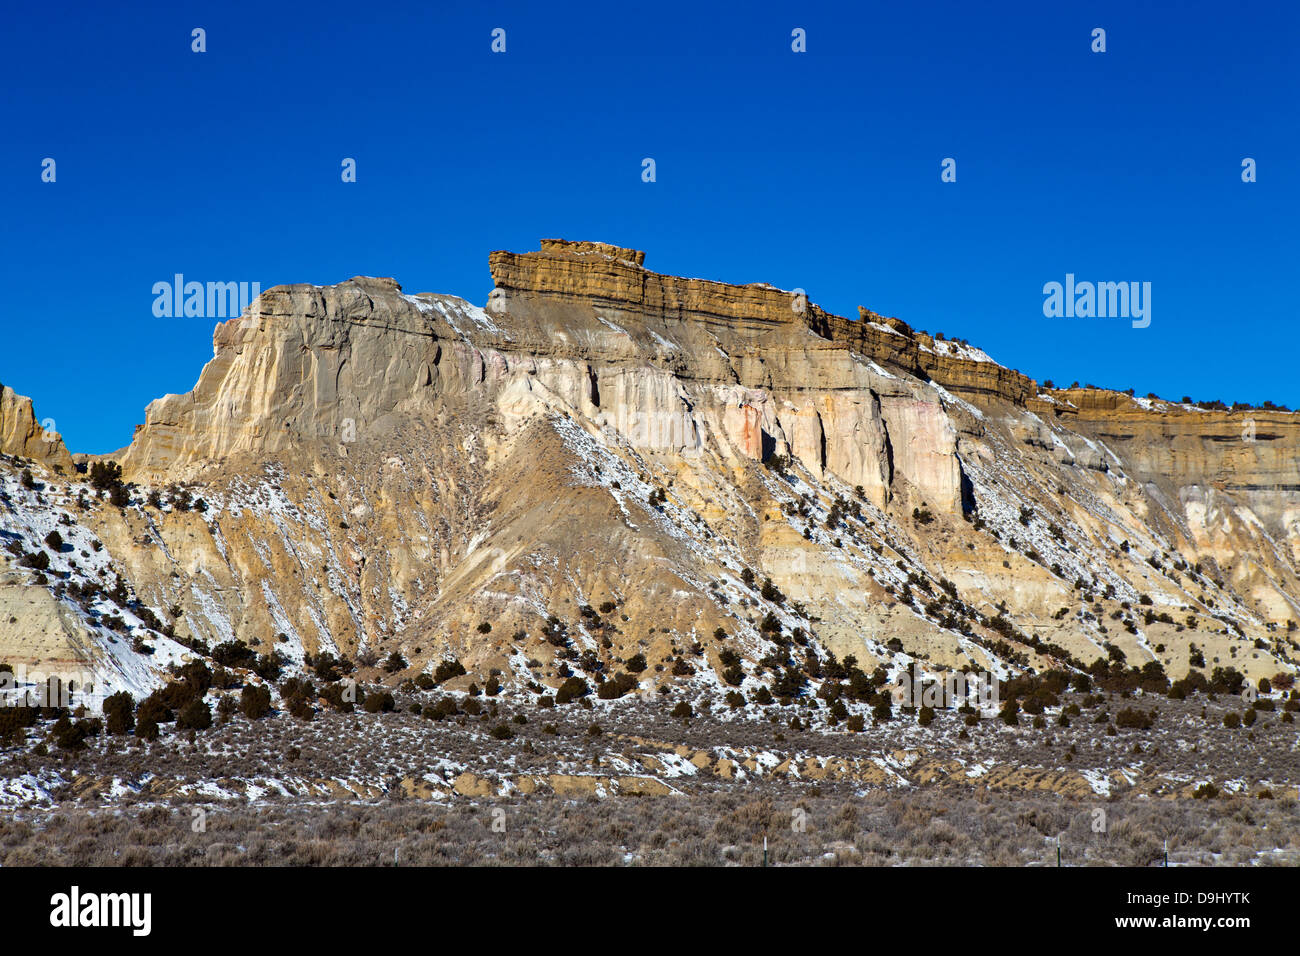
[[2, 240, 1299, 705]]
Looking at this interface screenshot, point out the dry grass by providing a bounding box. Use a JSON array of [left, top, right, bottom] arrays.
[[0, 788, 1296, 866], [2, 686, 1298, 866]]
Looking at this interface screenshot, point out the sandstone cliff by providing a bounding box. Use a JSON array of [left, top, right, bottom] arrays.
[[1, 240, 1297, 708], [0, 384, 73, 471]]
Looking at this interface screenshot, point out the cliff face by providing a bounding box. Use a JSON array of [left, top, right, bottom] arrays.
[[119, 241, 965, 514], [0, 384, 73, 471], [1032, 389, 1300, 621], [2, 240, 1298, 706], [489, 240, 827, 333]]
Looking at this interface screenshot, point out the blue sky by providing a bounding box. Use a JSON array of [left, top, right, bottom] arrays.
[[2, 0, 1296, 453]]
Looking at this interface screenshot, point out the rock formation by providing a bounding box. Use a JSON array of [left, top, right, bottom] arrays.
[[0, 384, 73, 471], [2, 240, 1297, 707]]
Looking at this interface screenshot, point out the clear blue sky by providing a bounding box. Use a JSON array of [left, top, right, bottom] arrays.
[[2, 0, 1296, 453]]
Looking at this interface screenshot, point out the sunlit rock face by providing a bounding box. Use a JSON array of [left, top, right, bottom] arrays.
[[2, 239, 1298, 705]]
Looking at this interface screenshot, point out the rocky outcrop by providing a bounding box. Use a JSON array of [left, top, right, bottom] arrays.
[[1044, 388, 1300, 536], [493, 240, 1039, 410], [115, 242, 972, 514], [4, 239, 1298, 707], [803, 308, 1039, 405], [0, 384, 74, 471], [489, 239, 822, 335]]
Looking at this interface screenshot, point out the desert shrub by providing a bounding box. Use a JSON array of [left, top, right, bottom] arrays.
[[423, 697, 458, 720], [1115, 707, 1155, 730], [320, 683, 355, 712], [0, 703, 39, 745], [555, 676, 590, 705], [918, 706, 935, 726], [210, 666, 241, 691], [625, 653, 647, 673], [253, 652, 284, 682], [20, 550, 50, 571], [671, 701, 693, 719], [279, 676, 314, 702], [173, 659, 213, 693], [760, 577, 786, 605], [490, 724, 514, 740], [363, 691, 395, 714], [240, 684, 272, 719], [137, 692, 174, 725], [433, 659, 466, 683], [771, 666, 807, 699], [102, 692, 135, 735], [1222, 712, 1240, 729], [313, 653, 350, 683], [89, 460, 123, 492], [43, 530, 63, 551], [176, 699, 212, 731], [1208, 666, 1245, 695], [597, 672, 637, 700], [998, 699, 1020, 726], [382, 652, 407, 674], [708, 661, 738, 687], [216, 694, 238, 720], [287, 695, 315, 721], [50, 716, 83, 751], [846, 714, 865, 733], [462, 696, 482, 716]]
